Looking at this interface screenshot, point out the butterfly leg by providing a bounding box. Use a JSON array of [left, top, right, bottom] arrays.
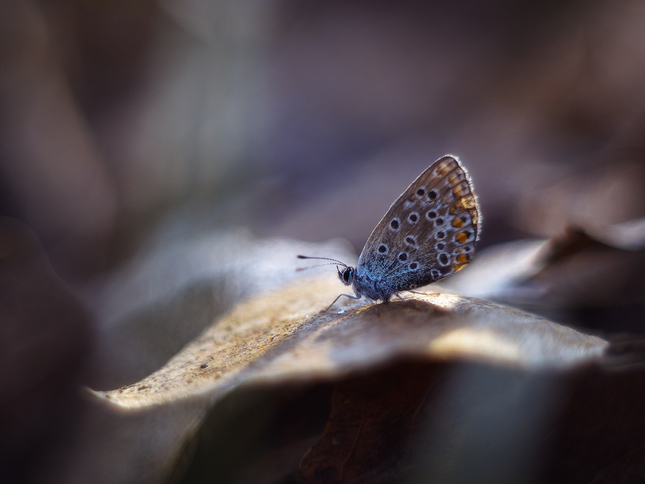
[[325, 292, 361, 311]]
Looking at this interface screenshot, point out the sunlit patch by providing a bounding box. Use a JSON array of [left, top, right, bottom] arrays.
[[428, 328, 521, 363]]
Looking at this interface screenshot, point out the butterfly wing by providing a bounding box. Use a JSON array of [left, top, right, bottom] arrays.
[[356, 155, 480, 294]]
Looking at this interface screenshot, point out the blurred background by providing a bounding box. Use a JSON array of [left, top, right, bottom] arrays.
[[2, 0, 645, 482], [2, 0, 645, 279]]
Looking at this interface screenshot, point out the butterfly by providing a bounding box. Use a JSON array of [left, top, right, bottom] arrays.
[[298, 155, 481, 310]]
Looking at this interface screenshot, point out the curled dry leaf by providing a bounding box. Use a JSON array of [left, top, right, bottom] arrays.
[[79, 272, 607, 484], [101, 276, 607, 409], [443, 221, 645, 315]]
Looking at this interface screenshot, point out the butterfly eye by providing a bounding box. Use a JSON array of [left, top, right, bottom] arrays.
[[342, 268, 353, 283]]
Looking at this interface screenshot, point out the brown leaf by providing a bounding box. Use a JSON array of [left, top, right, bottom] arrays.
[[443, 222, 645, 311], [100, 278, 607, 409], [69, 272, 606, 483]]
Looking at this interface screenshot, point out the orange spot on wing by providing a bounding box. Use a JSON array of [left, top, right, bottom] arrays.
[[453, 184, 468, 198], [455, 232, 468, 244]]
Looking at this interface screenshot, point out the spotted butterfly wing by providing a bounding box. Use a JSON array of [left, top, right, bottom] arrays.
[[355, 155, 480, 298]]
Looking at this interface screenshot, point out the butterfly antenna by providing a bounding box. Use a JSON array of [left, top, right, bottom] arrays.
[[296, 261, 343, 272], [297, 255, 348, 267], [296, 255, 349, 273]]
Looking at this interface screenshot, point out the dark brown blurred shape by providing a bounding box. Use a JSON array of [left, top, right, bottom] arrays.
[[175, 360, 645, 484], [0, 217, 92, 483]]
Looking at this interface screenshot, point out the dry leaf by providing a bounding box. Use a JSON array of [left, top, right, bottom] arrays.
[[101, 279, 606, 409], [61, 270, 608, 484]]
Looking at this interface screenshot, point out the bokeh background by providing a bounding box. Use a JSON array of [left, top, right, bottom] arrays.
[[2, 0, 645, 482], [3, 0, 645, 279]]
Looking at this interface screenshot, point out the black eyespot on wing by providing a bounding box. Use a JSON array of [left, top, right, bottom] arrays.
[[390, 219, 400, 231], [436, 242, 446, 251], [416, 188, 425, 197], [436, 231, 446, 240], [438, 253, 449, 265], [409, 262, 418, 270], [435, 217, 444, 226], [405, 235, 417, 247], [378, 244, 388, 254], [408, 212, 419, 223], [398, 252, 408, 262], [426, 210, 437, 221], [428, 189, 438, 200]]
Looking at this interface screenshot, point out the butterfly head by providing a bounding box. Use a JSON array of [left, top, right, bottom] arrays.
[[337, 266, 355, 287], [297, 254, 354, 285]]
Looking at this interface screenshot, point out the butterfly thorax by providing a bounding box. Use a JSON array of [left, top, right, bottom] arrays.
[[338, 266, 389, 301], [352, 268, 396, 302]]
